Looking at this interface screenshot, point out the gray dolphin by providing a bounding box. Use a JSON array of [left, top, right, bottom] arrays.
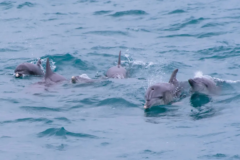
[[106, 51, 126, 79], [14, 59, 44, 78], [43, 58, 66, 84], [188, 77, 219, 95], [144, 69, 181, 109]]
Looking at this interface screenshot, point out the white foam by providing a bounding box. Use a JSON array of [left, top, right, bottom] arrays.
[[213, 77, 240, 84], [194, 71, 212, 79], [194, 71, 240, 84], [132, 60, 146, 65], [79, 74, 91, 79], [194, 71, 205, 78], [51, 61, 56, 70], [145, 62, 154, 68], [147, 71, 165, 88]]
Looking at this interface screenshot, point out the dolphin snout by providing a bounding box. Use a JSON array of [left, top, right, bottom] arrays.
[[144, 104, 149, 109], [144, 100, 151, 109], [71, 76, 77, 83], [143, 98, 151, 109], [15, 72, 22, 78]]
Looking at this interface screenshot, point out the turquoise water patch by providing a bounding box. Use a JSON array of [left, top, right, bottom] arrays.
[[110, 10, 148, 17]]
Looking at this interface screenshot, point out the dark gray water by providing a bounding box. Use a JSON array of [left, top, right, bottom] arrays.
[[1, 0, 240, 159]]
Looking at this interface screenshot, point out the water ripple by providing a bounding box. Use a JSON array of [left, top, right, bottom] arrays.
[[1, 118, 52, 124], [45, 144, 68, 151], [110, 10, 148, 17], [98, 98, 138, 107], [21, 106, 63, 112], [165, 17, 206, 31], [84, 30, 129, 36], [38, 127, 98, 139], [94, 10, 112, 15], [199, 154, 240, 159], [17, 2, 35, 9], [168, 9, 186, 14], [0, 1, 15, 10], [44, 53, 96, 70]]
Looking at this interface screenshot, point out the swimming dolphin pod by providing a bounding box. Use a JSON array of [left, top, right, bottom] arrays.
[[106, 51, 127, 79], [14, 55, 222, 110], [14, 59, 44, 78], [144, 69, 181, 109]]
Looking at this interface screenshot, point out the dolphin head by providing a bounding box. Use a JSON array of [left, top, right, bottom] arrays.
[[14, 64, 28, 78], [144, 69, 179, 109], [188, 77, 217, 94], [144, 84, 175, 109], [14, 60, 44, 78]]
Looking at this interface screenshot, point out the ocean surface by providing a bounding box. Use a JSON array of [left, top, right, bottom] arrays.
[[1, 0, 240, 159]]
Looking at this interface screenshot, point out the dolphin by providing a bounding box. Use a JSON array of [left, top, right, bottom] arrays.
[[188, 77, 219, 95], [144, 69, 181, 109], [106, 51, 127, 79], [14, 59, 44, 78], [43, 58, 66, 84]]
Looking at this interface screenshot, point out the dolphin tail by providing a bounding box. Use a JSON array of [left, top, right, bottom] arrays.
[[45, 58, 54, 79], [169, 69, 178, 86], [118, 51, 121, 68], [37, 59, 42, 67]]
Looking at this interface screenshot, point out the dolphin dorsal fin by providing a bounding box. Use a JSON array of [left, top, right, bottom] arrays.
[[45, 58, 54, 79], [118, 51, 121, 68], [37, 59, 42, 67], [169, 69, 178, 86]]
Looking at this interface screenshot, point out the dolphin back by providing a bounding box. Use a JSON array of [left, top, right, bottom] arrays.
[[169, 69, 178, 86], [106, 51, 126, 78], [44, 58, 66, 83], [45, 58, 54, 80], [118, 51, 121, 68]]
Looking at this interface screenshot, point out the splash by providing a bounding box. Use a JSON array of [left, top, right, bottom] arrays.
[[194, 71, 240, 84], [194, 71, 212, 79], [213, 77, 240, 84], [41, 58, 56, 71], [147, 71, 165, 88], [194, 71, 203, 78], [79, 74, 91, 79]]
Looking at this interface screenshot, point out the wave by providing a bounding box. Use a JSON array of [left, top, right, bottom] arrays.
[[42, 53, 96, 71], [110, 10, 148, 17], [98, 98, 138, 107], [17, 2, 35, 9], [84, 30, 129, 36], [38, 127, 98, 139], [194, 71, 240, 83], [165, 17, 206, 31], [168, 9, 186, 14], [0, 1, 14, 10], [0, 117, 52, 124], [21, 106, 62, 112], [93, 10, 112, 15]]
